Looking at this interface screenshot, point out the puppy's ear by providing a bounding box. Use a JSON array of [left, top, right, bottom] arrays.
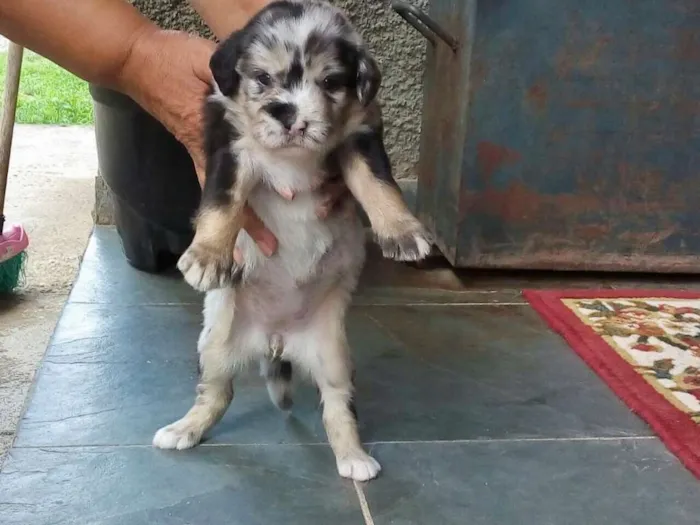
[[356, 48, 381, 106], [210, 32, 244, 97]]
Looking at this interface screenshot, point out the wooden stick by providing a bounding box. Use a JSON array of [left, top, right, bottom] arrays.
[[0, 41, 24, 219]]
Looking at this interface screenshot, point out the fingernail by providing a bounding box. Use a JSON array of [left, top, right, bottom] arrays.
[[316, 205, 329, 219], [261, 241, 275, 257], [280, 188, 295, 200]]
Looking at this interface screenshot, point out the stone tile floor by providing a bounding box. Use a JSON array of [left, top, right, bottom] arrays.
[[1, 227, 700, 524]]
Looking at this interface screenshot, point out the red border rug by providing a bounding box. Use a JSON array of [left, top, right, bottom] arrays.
[[524, 289, 700, 479]]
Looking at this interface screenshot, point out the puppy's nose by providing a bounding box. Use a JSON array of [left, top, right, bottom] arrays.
[[264, 102, 297, 130]]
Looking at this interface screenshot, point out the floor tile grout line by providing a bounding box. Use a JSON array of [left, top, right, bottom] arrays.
[[353, 481, 375, 525], [12, 436, 659, 449], [66, 301, 530, 307], [365, 436, 659, 445]]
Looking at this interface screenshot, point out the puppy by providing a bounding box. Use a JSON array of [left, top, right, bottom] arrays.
[[153, 0, 431, 481]]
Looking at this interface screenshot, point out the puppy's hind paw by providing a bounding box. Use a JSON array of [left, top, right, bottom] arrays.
[[377, 227, 433, 262], [177, 244, 242, 292]]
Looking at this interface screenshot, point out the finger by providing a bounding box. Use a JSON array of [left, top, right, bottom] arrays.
[[310, 172, 327, 191], [242, 206, 277, 256], [233, 246, 243, 265], [316, 180, 350, 218], [186, 147, 207, 188], [316, 202, 332, 219], [278, 188, 295, 200], [194, 165, 206, 188]]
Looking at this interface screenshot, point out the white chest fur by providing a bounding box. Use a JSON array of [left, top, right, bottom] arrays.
[[235, 148, 335, 284]]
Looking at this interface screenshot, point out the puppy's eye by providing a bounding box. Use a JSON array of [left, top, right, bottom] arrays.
[[256, 73, 272, 86], [322, 74, 345, 92]]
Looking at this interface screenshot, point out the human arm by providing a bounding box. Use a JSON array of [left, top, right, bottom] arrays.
[[0, 0, 279, 255], [0, 0, 153, 89], [0, 0, 213, 189], [188, 0, 271, 40]]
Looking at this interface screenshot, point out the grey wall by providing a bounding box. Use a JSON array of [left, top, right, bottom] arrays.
[[129, 0, 428, 180]]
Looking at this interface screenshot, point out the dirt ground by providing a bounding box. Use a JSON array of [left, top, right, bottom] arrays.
[[0, 125, 95, 464]]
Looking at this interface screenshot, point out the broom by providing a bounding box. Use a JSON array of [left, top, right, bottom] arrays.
[[0, 41, 29, 293]]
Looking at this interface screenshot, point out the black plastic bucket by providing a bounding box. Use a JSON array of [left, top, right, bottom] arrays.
[[90, 85, 201, 273]]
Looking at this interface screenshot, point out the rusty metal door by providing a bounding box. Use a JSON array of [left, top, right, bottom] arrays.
[[394, 0, 700, 272]]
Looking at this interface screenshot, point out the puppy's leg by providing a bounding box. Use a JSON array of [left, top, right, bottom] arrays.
[[304, 289, 380, 481], [153, 292, 239, 449], [178, 154, 257, 291], [178, 93, 258, 291], [343, 131, 432, 262]]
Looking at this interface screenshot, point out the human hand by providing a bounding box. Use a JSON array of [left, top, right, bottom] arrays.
[[117, 29, 213, 185], [116, 28, 280, 255]]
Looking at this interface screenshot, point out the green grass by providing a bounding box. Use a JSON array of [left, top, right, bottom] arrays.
[[0, 50, 93, 125]]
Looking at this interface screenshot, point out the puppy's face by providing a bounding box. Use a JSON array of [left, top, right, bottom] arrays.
[[211, 1, 380, 152]]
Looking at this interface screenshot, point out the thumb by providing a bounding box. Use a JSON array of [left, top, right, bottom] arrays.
[[187, 148, 207, 188], [195, 164, 206, 188]]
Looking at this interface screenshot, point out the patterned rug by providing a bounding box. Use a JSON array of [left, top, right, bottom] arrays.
[[524, 289, 700, 479]]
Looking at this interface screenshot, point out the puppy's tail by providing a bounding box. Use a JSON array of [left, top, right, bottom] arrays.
[[261, 358, 294, 411]]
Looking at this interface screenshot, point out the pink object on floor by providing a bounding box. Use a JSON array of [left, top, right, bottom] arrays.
[[0, 224, 29, 264]]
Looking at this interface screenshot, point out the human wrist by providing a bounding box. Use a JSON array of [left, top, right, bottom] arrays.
[[113, 23, 163, 98]]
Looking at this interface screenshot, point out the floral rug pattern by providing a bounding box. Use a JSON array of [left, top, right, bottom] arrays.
[[564, 298, 700, 424]]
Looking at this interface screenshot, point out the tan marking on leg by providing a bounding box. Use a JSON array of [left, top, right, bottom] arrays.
[[344, 155, 410, 236], [308, 288, 381, 481], [344, 155, 431, 261], [178, 165, 258, 291], [153, 324, 237, 450]]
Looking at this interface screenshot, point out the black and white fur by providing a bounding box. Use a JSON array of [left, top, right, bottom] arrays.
[[153, 0, 431, 481]]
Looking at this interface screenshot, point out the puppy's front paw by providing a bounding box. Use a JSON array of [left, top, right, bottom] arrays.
[[177, 243, 242, 292], [376, 224, 432, 262], [153, 419, 204, 450], [336, 450, 382, 481]]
